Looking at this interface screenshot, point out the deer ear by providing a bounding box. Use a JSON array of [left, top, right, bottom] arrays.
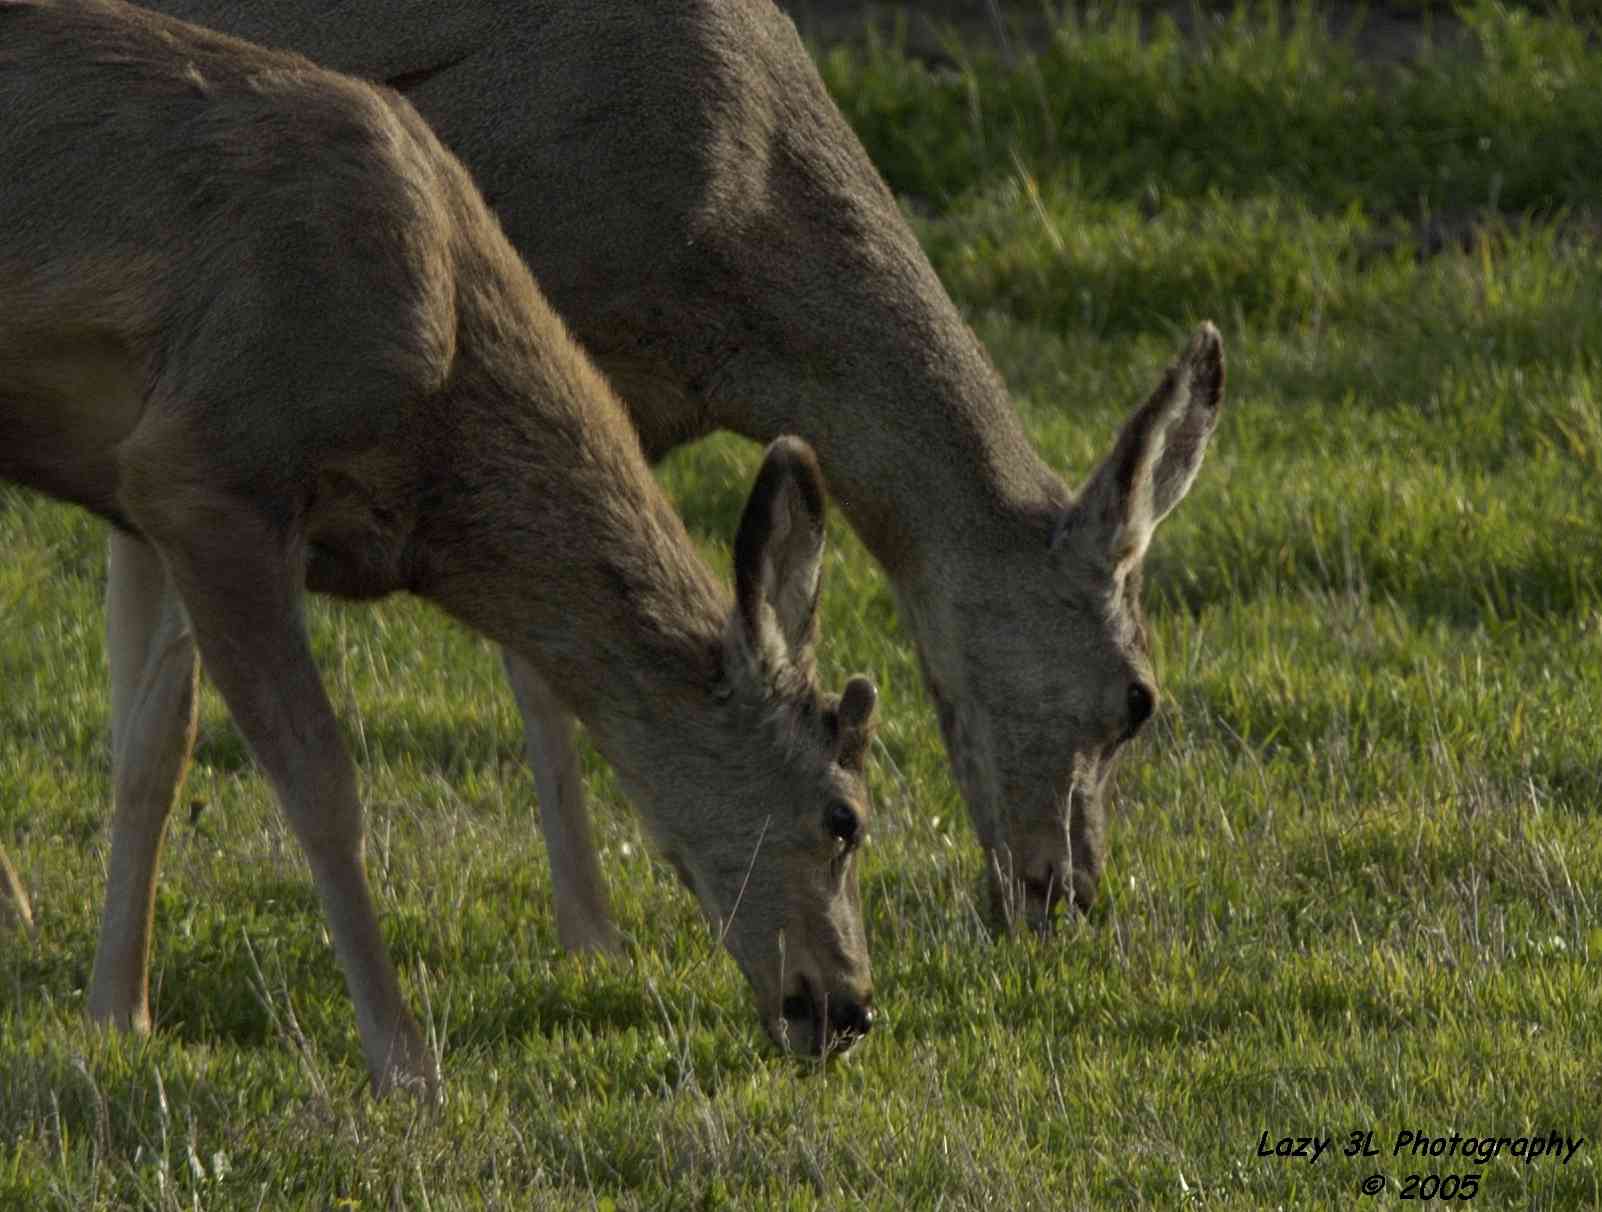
[[1055, 323, 1225, 571], [834, 675, 878, 769], [727, 436, 827, 675]]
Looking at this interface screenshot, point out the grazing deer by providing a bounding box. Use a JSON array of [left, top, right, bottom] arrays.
[[59, 0, 1226, 938], [0, 0, 880, 1092]]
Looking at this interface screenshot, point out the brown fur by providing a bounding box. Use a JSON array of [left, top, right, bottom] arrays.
[[0, 0, 878, 1091], [75, 0, 1223, 936]]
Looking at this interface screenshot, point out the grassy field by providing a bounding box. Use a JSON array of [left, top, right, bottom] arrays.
[[4, 2, 1601, 1207]]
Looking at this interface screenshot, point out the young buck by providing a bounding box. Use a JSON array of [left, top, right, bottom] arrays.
[[0, 0, 880, 1092], [83, 0, 1225, 936]]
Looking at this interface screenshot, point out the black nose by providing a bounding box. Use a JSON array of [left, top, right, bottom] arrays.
[[828, 996, 875, 1042], [1023, 865, 1068, 911]]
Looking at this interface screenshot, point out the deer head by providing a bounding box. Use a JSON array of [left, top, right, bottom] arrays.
[[631, 437, 879, 1054], [910, 325, 1225, 933]]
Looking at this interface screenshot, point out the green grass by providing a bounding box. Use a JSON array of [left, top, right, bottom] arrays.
[[4, 2, 1602, 1207]]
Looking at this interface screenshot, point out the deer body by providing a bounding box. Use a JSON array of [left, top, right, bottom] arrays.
[[146, 0, 1230, 932], [1, 0, 877, 1091], [4, 0, 1227, 952]]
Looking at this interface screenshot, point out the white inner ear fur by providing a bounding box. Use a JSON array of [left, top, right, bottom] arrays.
[[724, 592, 791, 683], [1150, 396, 1216, 526], [763, 489, 822, 653], [1109, 392, 1178, 571], [1056, 364, 1203, 570], [759, 492, 795, 609], [729, 486, 823, 678]]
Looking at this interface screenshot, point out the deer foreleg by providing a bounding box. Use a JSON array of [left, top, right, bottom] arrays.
[[87, 531, 199, 1031], [147, 505, 434, 1097], [501, 650, 621, 954]]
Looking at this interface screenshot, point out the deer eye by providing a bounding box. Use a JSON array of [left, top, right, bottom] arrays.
[[826, 800, 860, 848], [1127, 682, 1155, 732]]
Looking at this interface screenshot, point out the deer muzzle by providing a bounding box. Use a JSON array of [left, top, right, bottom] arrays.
[[777, 977, 875, 1057]]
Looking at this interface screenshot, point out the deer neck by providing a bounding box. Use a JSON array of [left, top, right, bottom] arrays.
[[686, 252, 1070, 722], [684, 251, 1069, 595], [419, 334, 730, 778], [800, 357, 1059, 588]]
